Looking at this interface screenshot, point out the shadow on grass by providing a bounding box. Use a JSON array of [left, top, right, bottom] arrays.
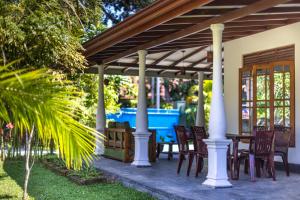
[[0, 194, 16, 199], [3, 159, 32, 199], [3, 159, 25, 183], [0, 174, 8, 180]]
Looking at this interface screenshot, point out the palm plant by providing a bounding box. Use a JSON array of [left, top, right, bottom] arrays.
[[0, 61, 103, 200]]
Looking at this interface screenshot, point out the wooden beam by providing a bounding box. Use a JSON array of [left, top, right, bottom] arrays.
[[187, 56, 209, 68], [183, 6, 300, 16], [170, 46, 207, 67], [83, 0, 213, 58], [238, 13, 300, 21], [122, 58, 139, 73], [151, 50, 177, 65], [165, 13, 300, 24], [103, 0, 291, 64], [85, 67, 212, 79], [109, 62, 213, 72]]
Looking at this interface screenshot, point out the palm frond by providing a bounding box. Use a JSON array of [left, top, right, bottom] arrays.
[[0, 63, 104, 169]]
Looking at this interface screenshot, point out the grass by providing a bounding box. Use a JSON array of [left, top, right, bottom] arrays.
[[0, 160, 155, 200]]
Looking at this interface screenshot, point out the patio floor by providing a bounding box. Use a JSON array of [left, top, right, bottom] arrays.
[[94, 154, 300, 200]]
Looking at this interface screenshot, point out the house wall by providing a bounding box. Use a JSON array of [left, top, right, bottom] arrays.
[[224, 22, 300, 164]]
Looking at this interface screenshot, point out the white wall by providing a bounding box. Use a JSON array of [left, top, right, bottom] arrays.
[[224, 22, 300, 164]]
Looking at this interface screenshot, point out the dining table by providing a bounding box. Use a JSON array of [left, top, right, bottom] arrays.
[[226, 133, 255, 180]]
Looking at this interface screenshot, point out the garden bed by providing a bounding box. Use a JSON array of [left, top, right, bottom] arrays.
[[42, 156, 112, 185]]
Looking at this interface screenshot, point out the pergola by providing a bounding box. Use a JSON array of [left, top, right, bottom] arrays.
[[83, 0, 300, 188]]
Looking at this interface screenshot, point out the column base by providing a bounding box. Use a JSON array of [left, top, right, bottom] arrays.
[[131, 160, 151, 167], [131, 131, 151, 167], [202, 138, 232, 188], [202, 178, 232, 188]]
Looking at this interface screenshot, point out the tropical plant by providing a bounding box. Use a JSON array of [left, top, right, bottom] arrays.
[[0, 61, 103, 200], [184, 80, 212, 127], [0, 0, 102, 71]]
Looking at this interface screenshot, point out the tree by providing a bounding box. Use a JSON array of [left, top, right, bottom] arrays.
[[101, 0, 153, 25], [0, 0, 102, 71], [0, 61, 103, 200]]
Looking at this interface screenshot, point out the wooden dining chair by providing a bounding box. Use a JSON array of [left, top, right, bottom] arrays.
[[239, 130, 276, 181], [174, 125, 191, 174], [253, 125, 268, 132], [241, 126, 268, 174], [274, 125, 291, 176], [187, 126, 208, 177]]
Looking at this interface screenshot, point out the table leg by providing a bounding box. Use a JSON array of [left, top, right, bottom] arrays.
[[156, 144, 161, 158], [168, 143, 173, 160], [249, 154, 256, 182], [231, 139, 239, 180]]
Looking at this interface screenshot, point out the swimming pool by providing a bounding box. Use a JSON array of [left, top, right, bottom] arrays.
[[106, 108, 180, 142]]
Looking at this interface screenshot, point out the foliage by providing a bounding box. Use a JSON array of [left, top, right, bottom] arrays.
[[105, 75, 137, 109], [101, 0, 154, 25], [161, 102, 173, 110], [184, 80, 212, 127], [0, 0, 102, 71], [68, 165, 101, 179], [44, 154, 102, 179], [82, 23, 106, 43], [168, 79, 197, 101], [44, 154, 67, 169], [185, 104, 197, 127], [1, 160, 155, 200], [0, 62, 103, 169], [104, 79, 121, 114]]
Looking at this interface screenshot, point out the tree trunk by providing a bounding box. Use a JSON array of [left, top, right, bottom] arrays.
[[23, 125, 34, 200], [1, 134, 5, 161], [50, 138, 54, 155], [163, 79, 171, 102]]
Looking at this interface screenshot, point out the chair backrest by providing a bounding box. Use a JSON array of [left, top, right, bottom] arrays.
[[254, 130, 275, 156], [253, 126, 268, 138], [274, 126, 291, 149], [174, 126, 189, 152], [191, 126, 208, 155]]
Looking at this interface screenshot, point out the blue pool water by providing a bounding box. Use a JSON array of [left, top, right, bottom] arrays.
[[106, 108, 180, 142]]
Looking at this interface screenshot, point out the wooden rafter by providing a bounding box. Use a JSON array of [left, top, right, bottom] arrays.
[[122, 58, 139, 73], [151, 50, 177, 65], [83, 0, 213, 57], [170, 46, 207, 67], [165, 13, 300, 24], [102, 0, 291, 64], [187, 56, 209, 68]]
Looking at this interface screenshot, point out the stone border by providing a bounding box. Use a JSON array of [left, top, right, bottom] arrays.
[[42, 160, 110, 185]]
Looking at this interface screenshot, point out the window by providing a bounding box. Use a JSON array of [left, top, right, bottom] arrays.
[[239, 60, 295, 146]]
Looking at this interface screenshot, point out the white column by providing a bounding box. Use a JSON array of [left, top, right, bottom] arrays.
[[96, 65, 106, 155], [132, 50, 151, 167], [195, 72, 205, 127], [202, 24, 232, 188], [151, 77, 155, 105], [156, 77, 160, 109]]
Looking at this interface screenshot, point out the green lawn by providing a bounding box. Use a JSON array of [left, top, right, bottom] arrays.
[[0, 160, 155, 200]]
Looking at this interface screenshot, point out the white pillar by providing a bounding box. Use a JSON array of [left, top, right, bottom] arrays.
[[132, 50, 151, 167], [195, 72, 205, 127], [96, 65, 106, 155], [156, 77, 160, 109], [202, 24, 232, 188], [151, 77, 155, 105]]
